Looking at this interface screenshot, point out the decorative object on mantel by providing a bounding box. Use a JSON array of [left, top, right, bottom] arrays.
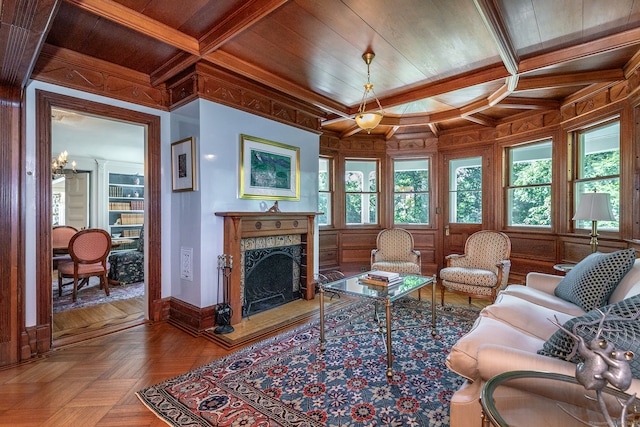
[[573, 190, 616, 253], [551, 308, 637, 427], [214, 254, 234, 335], [266, 201, 281, 212]]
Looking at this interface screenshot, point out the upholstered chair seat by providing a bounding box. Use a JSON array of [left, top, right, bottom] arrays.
[[439, 230, 511, 305], [371, 228, 421, 275]]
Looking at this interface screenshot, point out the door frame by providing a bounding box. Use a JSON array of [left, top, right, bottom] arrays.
[[35, 90, 162, 351], [440, 146, 494, 265]]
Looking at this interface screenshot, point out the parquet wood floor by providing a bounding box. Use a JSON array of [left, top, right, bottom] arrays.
[[1, 289, 488, 426]]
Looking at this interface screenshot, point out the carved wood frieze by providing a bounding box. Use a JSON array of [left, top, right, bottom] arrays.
[[33, 48, 168, 110], [561, 82, 628, 122]]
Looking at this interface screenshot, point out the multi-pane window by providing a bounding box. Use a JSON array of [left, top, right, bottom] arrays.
[[449, 157, 482, 223], [345, 159, 378, 225], [506, 140, 552, 227], [393, 158, 429, 224], [574, 118, 620, 230], [318, 157, 332, 226]]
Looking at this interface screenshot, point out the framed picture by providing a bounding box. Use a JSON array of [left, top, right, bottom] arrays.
[[240, 134, 300, 200], [171, 137, 196, 192]]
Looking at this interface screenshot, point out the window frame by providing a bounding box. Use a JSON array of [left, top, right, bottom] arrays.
[[344, 158, 379, 226], [392, 157, 431, 226], [571, 116, 621, 232], [318, 156, 333, 227], [504, 139, 553, 229]]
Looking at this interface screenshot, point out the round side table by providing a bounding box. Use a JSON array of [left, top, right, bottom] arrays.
[[480, 370, 637, 427]]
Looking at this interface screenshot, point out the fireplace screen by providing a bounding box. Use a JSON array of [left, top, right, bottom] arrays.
[[243, 245, 301, 317]]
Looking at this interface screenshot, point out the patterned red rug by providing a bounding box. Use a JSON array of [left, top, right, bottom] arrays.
[[136, 298, 479, 426], [53, 276, 144, 313]]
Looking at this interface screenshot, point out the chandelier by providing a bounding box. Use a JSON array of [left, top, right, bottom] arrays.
[[354, 52, 384, 133], [52, 150, 76, 177]]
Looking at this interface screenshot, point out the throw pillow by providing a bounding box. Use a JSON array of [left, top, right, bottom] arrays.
[[538, 293, 640, 379], [554, 248, 636, 311]]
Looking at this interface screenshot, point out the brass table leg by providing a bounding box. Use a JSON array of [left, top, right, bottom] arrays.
[[319, 285, 325, 351], [431, 274, 437, 336], [385, 298, 393, 377]]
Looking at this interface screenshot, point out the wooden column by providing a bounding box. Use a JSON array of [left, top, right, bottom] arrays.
[[215, 212, 318, 325]]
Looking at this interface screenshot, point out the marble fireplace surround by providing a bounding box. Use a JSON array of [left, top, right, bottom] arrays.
[[215, 212, 318, 325]]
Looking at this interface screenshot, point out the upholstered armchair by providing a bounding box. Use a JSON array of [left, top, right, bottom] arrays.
[[108, 226, 144, 285], [439, 230, 511, 305], [371, 228, 421, 275]]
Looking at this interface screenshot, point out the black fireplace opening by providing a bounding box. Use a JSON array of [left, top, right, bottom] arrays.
[[243, 245, 301, 317]]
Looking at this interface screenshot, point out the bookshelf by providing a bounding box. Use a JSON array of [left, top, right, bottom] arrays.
[[108, 172, 144, 251]]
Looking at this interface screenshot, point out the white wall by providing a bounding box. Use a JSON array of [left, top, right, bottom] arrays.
[[170, 99, 320, 308], [24, 81, 320, 326]]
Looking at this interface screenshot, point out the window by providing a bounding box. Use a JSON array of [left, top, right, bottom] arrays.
[[574, 119, 620, 230], [506, 140, 552, 227], [393, 158, 430, 224], [318, 157, 331, 226], [449, 157, 482, 223], [345, 159, 378, 225]]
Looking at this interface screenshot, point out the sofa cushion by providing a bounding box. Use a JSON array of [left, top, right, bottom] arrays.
[[609, 258, 640, 303], [447, 316, 544, 381], [554, 248, 636, 311], [482, 293, 577, 340], [500, 285, 587, 317], [538, 294, 640, 378]]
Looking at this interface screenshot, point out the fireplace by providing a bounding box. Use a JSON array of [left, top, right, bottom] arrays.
[[242, 243, 301, 316], [215, 211, 318, 325]]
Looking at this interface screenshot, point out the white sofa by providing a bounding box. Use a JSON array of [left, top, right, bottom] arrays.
[[447, 257, 640, 427]]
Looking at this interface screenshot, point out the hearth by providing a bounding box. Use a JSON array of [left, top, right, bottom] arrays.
[[243, 245, 301, 316]]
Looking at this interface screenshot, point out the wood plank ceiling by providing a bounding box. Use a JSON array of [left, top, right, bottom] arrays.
[[33, 0, 640, 137]]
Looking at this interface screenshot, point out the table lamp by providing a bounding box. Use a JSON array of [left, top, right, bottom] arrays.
[[572, 191, 615, 253]]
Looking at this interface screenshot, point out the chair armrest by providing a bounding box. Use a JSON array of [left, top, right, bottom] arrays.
[[371, 249, 380, 265], [526, 272, 563, 295], [446, 254, 466, 268]]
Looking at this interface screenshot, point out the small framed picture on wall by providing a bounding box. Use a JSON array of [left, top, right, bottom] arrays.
[[171, 137, 196, 192]]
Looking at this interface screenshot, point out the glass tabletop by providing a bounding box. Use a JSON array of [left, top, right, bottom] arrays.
[[321, 273, 434, 301]]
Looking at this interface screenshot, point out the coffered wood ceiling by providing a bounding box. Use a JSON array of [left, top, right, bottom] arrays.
[[6, 0, 640, 138]]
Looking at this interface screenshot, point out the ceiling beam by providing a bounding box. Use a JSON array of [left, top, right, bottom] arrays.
[[340, 125, 362, 138], [516, 69, 624, 91], [519, 27, 640, 74], [199, 0, 288, 55], [473, 0, 519, 75], [428, 123, 440, 137], [205, 50, 348, 117], [348, 64, 510, 114], [462, 113, 496, 127], [150, 52, 199, 86], [498, 97, 561, 110], [65, 0, 200, 55]]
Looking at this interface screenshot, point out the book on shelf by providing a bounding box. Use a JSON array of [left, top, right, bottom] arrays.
[[367, 271, 400, 282]]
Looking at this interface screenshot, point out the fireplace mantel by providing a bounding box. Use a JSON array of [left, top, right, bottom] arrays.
[[215, 211, 320, 324]]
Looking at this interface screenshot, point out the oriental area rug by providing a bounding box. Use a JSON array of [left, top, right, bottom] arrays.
[[53, 276, 144, 313], [137, 298, 480, 427]]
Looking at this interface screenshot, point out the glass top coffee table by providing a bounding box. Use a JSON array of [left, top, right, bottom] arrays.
[[318, 272, 436, 377]]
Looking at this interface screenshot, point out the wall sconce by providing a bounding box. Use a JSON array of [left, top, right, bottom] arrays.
[[572, 191, 615, 253]]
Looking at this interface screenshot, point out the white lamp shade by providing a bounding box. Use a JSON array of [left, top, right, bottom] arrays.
[[355, 111, 383, 132], [572, 192, 615, 221]]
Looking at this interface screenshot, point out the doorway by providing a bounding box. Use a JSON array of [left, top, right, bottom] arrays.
[[36, 90, 162, 349], [50, 107, 146, 342]]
